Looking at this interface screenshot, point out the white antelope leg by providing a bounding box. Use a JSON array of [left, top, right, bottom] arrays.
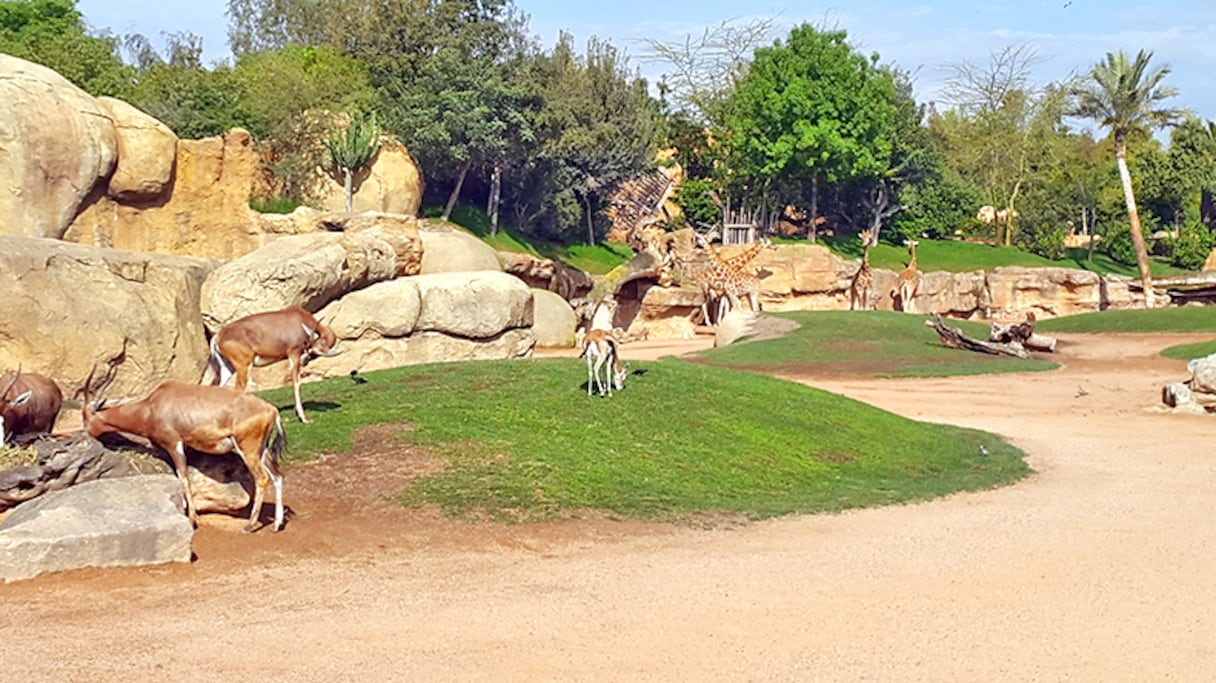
[[210, 337, 236, 387]]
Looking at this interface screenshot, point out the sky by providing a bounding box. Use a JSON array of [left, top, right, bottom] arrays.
[[76, 0, 1216, 134]]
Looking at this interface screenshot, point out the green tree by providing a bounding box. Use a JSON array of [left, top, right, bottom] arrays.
[[722, 24, 900, 240], [526, 33, 658, 243], [0, 0, 131, 96], [1072, 49, 1182, 307], [125, 33, 246, 139], [325, 112, 382, 211], [938, 45, 1070, 247]]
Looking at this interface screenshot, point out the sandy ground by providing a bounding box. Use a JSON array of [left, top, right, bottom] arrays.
[[4, 331, 1216, 681]]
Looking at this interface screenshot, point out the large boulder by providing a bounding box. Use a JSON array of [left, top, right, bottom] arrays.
[[0, 236, 215, 397], [96, 96, 177, 201], [0, 54, 117, 239], [531, 289, 578, 348], [199, 231, 399, 332], [984, 267, 1105, 318], [313, 137, 424, 216], [0, 475, 193, 583], [302, 271, 536, 380], [418, 223, 502, 273], [65, 128, 266, 259], [748, 244, 856, 311]]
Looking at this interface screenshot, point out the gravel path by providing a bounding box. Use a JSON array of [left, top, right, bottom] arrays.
[[3, 331, 1214, 681]]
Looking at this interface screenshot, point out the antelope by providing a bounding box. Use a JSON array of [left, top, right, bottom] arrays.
[[83, 361, 288, 532], [208, 306, 339, 424], [0, 367, 63, 444], [580, 329, 627, 397]]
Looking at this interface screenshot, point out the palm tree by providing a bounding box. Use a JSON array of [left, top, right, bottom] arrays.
[[1072, 50, 1181, 308]]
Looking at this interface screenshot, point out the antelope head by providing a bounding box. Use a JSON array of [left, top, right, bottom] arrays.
[[303, 318, 340, 360]]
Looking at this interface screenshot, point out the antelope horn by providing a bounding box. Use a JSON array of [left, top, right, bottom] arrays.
[[1, 364, 21, 400]]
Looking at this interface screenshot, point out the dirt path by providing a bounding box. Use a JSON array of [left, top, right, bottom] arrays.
[[4, 332, 1216, 681]]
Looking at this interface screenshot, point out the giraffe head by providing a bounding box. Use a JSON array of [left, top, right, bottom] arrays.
[[859, 230, 873, 247]]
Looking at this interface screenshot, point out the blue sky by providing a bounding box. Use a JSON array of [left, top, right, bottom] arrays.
[[76, 0, 1216, 132]]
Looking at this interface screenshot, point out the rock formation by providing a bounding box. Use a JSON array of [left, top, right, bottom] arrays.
[[0, 55, 117, 239], [0, 236, 215, 397]]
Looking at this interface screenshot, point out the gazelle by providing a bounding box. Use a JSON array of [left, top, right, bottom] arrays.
[[0, 366, 63, 444], [580, 329, 627, 397], [83, 361, 288, 533], [208, 306, 339, 424]]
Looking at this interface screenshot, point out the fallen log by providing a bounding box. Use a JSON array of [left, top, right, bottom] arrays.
[[988, 312, 1056, 352], [927, 314, 1030, 358]]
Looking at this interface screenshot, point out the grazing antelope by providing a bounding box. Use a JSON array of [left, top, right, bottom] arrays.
[[580, 329, 627, 397], [83, 362, 288, 532], [0, 367, 63, 444], [208, 306, 339, 424]]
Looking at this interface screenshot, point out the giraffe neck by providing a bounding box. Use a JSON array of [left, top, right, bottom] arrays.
[[862, 245, 870, 268]]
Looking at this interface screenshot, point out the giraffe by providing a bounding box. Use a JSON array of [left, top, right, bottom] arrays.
[[894, 238, 921, 313], [849, 230, 874, 311], [693, 234, 770, 325]]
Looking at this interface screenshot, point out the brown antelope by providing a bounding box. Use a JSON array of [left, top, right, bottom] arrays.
[[0, 367, 63, 444], [208, 306, 339, 424], [83, 362, 288, 533], [580, 329, 627, 397]]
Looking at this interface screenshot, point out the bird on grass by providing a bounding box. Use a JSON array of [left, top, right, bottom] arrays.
[[979, 444, 990, 457], [349, 369, 368, 385]]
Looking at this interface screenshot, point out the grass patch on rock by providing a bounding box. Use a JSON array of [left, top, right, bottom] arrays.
[[1037, 307, 1216, 334]]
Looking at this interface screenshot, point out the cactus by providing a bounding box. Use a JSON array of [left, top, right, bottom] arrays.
[[324, 112, 382, 212]]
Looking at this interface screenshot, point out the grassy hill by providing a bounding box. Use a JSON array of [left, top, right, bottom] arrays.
[[261, 356, 1029, 523]]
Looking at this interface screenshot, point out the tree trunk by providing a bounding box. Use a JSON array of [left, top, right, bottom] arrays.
[[585, 194, 595, 245], [807, 175, 819, 243], [343, 167, 354, 213], [441, 158, 473, 222], [927, 315, 1029, 358], [1087, 208, 1097, 263], [488, 162, 502, 237], [1115, 138, 1155, 308]]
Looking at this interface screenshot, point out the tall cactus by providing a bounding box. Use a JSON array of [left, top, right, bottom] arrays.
[[325, 112, 382, 212]]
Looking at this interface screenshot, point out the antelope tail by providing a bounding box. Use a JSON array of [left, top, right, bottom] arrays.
[[206, 336, 235, 386], [262, 413, 287, 478]]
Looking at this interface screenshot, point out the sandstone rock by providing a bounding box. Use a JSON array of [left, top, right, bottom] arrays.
[[313, 137, 424, 216], [0, 475, 193, 583], [0, 236, 214, 397], [199, 232, 398, 332], [315, 211, 424, 277], [919, 270, 988, 318], [65, 129, 264, 259], [413, 271, 534, 338], [984, 267, 1104, 318], [303, 329, 536, 380], [298, 272, 536, 381], [418, 223, 502, 273], [499, 251, 556, 289], [624, 282, 703, 340], [315, 278, 424, 340], [96, 96, 177, 201], [0, 54, 117, 239], [531, 289, 577, 348], [748, 244, 856, 311], [1205, 248, 1216, 272]]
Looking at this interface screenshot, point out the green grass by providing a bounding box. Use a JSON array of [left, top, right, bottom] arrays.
[[1162, 340, 1216, 361], [258, 358, 1029, 522], [813, 236, 1187, 277], [424, 204, 633, 274], [1037, 307, 1216, 334], [250, 196, 301, 214], [693, 311, 1058, 378]]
